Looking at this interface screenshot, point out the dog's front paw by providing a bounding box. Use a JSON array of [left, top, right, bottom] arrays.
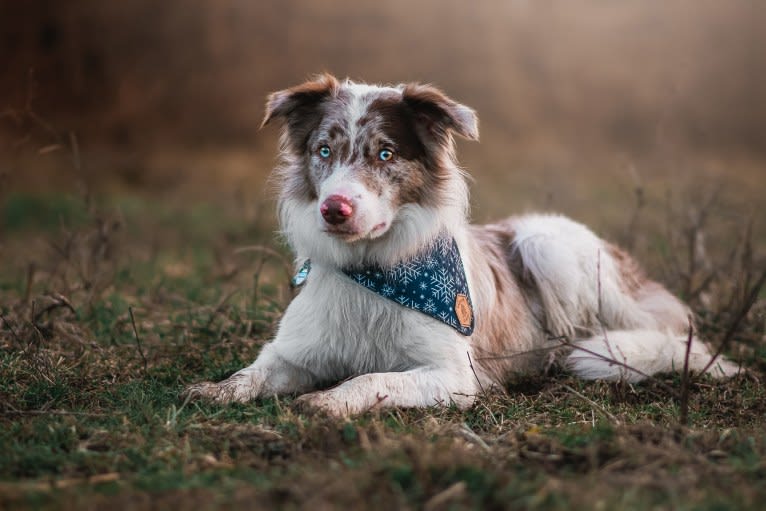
[[182, 381, 220, 401], [182, 374, 258, 404], [293, 391, 352, 418]]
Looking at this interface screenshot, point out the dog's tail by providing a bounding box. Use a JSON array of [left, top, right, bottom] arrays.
[[566, 329, 740, 383]]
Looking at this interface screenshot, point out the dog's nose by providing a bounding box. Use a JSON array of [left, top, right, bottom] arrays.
[[320, 195, 354, 225]]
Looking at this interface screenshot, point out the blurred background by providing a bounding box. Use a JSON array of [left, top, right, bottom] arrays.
[[1, 0, 764, 239], [2, 3, 766, 502]]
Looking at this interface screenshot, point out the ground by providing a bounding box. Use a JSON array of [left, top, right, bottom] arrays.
[[0, 174, 764, 510]]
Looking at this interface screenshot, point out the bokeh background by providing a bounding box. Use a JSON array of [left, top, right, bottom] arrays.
[[1, 0, 764, 239], [1, 5, 765, 506]]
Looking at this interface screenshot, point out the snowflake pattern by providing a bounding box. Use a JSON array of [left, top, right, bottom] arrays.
[[385, 260, 422, 286], [350, 271, 377, 290], [430, 267, 456, 304], [341, 235, 474, 335], [435, 237, 453, 258], [437, 310, 457, 328]]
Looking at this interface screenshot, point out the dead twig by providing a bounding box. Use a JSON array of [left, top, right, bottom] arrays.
[[32, 293, 76, 324], [561, 384, 620, 425], [466, 351, 486, 396], [474, 344, 562, 362], [699, 267, 766, 376], [234, 245, 294, 282], [458, 423, 491, 453], [559, 336, 679, 397], [128, 306, 148, 373], [679, 316, 694, 426]]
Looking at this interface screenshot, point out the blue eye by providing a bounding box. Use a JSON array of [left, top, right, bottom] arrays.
[[378, 148, 394, 161], [318, 145, 331, 159]]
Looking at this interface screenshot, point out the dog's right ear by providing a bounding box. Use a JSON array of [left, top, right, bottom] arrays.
[[261, 73, 339, 130]]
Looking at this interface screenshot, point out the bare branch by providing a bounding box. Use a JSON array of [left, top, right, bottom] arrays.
[[679, 316, 694, 426], [699, 267, 766, 376], [561, 384, 620, 425], [466, 351, 486, 396], [129, 306, 148, 373]]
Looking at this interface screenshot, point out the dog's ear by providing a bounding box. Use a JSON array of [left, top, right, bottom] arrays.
[[261, 73, 340, 128], [261, 74, 340, 150], [402, 83, 479, 142]]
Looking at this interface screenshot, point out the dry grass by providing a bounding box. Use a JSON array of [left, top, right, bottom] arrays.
[[0, 169, 764, 510], [2, 6, 765, 503], [0, 103, 765, 508]]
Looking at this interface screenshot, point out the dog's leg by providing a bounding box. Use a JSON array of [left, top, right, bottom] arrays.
[[183, 345, 315, 404], [566, 329, 740, 382], [294, 366, 481, 417]]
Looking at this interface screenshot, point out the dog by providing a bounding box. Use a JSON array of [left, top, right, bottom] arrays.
[[185, 74, 737, 416]]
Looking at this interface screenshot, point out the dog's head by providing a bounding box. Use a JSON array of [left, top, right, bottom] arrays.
[[262, 74, 478, 266]]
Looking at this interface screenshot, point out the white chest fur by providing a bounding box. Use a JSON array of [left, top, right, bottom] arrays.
[[272, 266, 470, 381]]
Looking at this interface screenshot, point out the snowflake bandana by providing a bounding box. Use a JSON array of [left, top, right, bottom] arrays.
[[342, 236, 475, 335]]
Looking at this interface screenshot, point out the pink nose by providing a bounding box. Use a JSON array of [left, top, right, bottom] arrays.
[[320, 195, 354, 225]]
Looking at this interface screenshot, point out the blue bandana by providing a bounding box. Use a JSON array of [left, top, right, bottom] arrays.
[[341, 236, 475, 335]]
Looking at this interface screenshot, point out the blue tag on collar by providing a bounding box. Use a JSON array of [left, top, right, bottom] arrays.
[[342, 236, 475, 335], [291, 259, 311, 288]]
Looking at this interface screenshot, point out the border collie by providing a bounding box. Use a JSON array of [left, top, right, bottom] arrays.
[[185, 74, 737, 416]]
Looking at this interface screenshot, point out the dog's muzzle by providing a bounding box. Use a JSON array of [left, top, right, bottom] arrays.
[[320, 195, 354, 225]]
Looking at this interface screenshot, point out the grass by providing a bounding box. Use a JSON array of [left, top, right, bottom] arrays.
[[0, 188, 764, 511]]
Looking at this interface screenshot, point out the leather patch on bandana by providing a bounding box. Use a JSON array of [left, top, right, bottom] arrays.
[[455, 293, 472, 328]]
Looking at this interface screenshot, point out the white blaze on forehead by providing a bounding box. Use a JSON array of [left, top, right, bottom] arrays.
[[319, 166, 355, 200], [342, 80, 401, 97], [342, 80, 402, 144]]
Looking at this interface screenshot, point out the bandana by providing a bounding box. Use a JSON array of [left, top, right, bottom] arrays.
[[340, 236, 475, 335]]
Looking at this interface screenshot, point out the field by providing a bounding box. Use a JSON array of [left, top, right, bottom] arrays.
[[0, 155, 764, 510]]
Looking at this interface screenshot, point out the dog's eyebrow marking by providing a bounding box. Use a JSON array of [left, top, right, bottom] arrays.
[[365, 97, 427, 162], [328, 124, 345, 140], [356, 90, 401, 127], [338, 140, 351, 161], [356, 111, 379, 128]]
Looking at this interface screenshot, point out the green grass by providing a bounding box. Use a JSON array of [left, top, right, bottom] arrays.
[[0, 192, 764, 510], [1, 194, 89, 233]]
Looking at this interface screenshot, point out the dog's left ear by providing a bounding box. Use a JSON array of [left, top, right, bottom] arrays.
[[402, 83, 479, 142]]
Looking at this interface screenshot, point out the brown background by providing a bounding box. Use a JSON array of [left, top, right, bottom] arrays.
[[1, 0, 764, 225]]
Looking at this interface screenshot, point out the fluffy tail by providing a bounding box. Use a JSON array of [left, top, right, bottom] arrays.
[[566, 330, 740, 383]]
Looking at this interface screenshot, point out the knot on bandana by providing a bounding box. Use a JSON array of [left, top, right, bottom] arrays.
[[342, 236, 474, 335]]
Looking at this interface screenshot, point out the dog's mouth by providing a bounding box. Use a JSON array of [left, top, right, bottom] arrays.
[[323, 222, 388, 242], [323, 226, 359, 238]]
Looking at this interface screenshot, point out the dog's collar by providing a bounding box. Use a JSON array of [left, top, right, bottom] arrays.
[[289, 236, 475, 335]]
